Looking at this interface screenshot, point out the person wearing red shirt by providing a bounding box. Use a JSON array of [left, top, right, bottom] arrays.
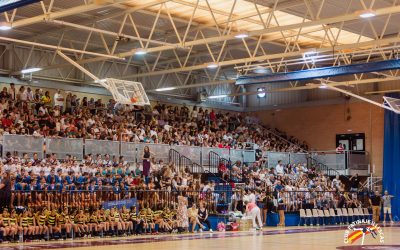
[[210, 110, 216, 122], [1, 115, 12, 127]]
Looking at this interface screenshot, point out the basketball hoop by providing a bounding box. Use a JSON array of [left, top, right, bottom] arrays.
[[383, 96, 400, 114], [97, 78, 150, 106], [322, 83, 400, 114]]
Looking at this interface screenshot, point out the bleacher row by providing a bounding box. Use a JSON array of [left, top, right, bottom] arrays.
[[299, 207, 371, 226]]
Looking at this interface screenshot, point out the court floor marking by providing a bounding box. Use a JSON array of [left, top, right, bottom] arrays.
[[2, 225, 399, 250]]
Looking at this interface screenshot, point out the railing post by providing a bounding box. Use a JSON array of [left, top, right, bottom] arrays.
[[200, 145, 203, 168]]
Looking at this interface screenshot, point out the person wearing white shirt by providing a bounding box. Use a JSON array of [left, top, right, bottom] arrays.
[[32, 165, 41, 175], [248, 190, 256, 204], [20, 88, 28, 101], [164, 123, 171, 132], [9, 83, 16, 100], [43, 165, 51, 176], [275, 160, 284, 175], [54, 90, 64, 112], [38, 105, 47, 114], [72, 165, 80, 174], [243, 193, 250, 204], [150, 129, 157, 138]]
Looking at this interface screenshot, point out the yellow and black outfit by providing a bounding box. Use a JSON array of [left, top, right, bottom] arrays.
[[48, 214, 57, 226], [21, 217, 29, 228]]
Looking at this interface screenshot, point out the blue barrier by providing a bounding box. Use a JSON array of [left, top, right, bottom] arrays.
[[103, 198, 137, 210], [266, 213, 300, 226]]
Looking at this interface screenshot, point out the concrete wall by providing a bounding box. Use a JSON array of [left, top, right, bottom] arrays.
[[252, 102, 384, 176]]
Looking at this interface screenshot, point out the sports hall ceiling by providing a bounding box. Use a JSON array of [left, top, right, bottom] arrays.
[[1, 0, 400, 108]]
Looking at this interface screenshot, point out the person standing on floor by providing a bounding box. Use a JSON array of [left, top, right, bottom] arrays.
[[176, 195, 189, 233], [277, 190, 286, 227], [142, 146, 154, 185], [382, 190, 395, 224], [245, 201, 263, 230], [369, 190, 382, 223]]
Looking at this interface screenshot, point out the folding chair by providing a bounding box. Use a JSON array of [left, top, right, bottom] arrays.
[[312, 209, 320, 226], [354, 207, 361, 220], [336, 208, 344, 224], [347, 208, 355, 222], [356, 208, 365, 220], [329, 208, 338, 225], [306, 209, 314, 226], [323, 210, 332, 225], [318, 210, 325, 225], [299, 209, 307, 226], [363, 208, 372, 220], [341, 208, 349, 224]]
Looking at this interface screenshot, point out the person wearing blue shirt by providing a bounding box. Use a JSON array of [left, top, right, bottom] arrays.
[[23, 174, 32, 185], [88, 181, 98, 193], [65, 173, 74, 185], [13, 179, 23, 207], [37, 170, 45, 183], [16, 170, 24, 183], [113, 182, 121, 200], [46, 169, 60, 184], [14, 181, 23, 191], [77, 175, 86, 185], [47, 180, 57, 191], [274, 181, 283, 192]]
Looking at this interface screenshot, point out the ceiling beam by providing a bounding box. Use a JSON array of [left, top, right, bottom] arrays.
[[225, 77, 400, 98], [114, 4, 400, 58], [0, 36, 121, 59], [9, 0, 134, 29], [147, 79, 235, 92], [122, 35, 400, 78], [236, 59, 400, 85]]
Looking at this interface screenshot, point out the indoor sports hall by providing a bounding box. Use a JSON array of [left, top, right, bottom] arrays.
[[0, 0, 399, 250]]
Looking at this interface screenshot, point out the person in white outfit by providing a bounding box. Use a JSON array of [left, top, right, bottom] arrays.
[[245, 201, 263, 230]]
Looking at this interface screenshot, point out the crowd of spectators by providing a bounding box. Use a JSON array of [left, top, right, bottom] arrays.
[[0, 150, 367, 214], [0, 83, 368, 212], [0, 82, 373, 243], [0, 82, 307, 153]]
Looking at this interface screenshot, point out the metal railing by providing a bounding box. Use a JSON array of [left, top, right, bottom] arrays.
[[363, 176, 383, 192], [209, 151, 231, 174], [8, 190, 370, 213], [1, 134, 256, 166], [167, 149, 203, 174], [265, 150, 370, 175]]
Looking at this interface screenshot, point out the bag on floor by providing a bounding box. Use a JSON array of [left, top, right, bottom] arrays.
[[217, 222, 226, 232], [231, 222, 239, 231]]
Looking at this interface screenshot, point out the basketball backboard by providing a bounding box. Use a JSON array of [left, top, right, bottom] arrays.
[[383, 96, 400, 114], [98, 78, 150, 106]]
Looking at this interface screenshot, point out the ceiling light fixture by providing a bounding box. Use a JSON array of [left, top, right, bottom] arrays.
[[155, 87, 176, 92], [319, 84, 328, 89], [206, 62, 219, 69], [359, 9, 376, 18], [253, 66, 271, 74], [21, 67, 42, 74], [0, 22, 11, 31], [257, 87, 266, 98], [134, 49, 148, 55], [95, 79, 107, 84], [234, 32, 249, 39], [208, 94, 228, 99]]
